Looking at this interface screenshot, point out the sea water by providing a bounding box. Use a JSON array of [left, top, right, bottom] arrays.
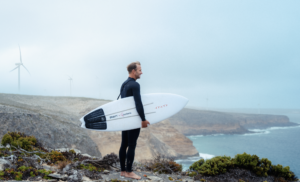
[[175, 112, 300, 177]]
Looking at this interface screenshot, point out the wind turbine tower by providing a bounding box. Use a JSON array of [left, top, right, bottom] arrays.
[[68, 76, 73, 96], [10, 45, 30, 92], [206, 97, 209, 110]]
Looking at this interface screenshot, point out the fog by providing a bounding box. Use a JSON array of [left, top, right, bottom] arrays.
[[0, 0, 299, 109]]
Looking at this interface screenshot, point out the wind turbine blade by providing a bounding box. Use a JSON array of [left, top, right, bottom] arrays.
[[22, 65, 31, 75], [18, 44, 22, 63], [10, 66, 19, 72]]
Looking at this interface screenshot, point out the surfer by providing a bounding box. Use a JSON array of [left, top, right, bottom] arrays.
[[119, 61, 150, 180]]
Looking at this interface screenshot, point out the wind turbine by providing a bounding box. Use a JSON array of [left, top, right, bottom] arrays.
[[67, 76, 73, 96], [10, 45, 30, 92], [206, 97, 209, 110]]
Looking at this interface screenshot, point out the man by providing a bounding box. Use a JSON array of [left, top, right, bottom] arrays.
[[119, 61, 150, 180]]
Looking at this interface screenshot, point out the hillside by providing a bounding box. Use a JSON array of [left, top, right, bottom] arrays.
[[168, 108, 298, 135], [0, 93, 198, 160]]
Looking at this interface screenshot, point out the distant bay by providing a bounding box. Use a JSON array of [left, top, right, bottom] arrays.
[[176, 112, 300, 177]]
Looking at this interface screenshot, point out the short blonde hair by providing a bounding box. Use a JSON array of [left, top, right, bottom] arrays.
[[127, 61, 141, 73]]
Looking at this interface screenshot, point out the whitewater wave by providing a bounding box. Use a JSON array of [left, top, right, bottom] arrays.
[[189, 134, 225, 139], [175, 153, 215, 163], [189, 135, 204, 139], [199, 153, 215, 160], [243, 125, 300, 136], [211, 134, 225, 137]]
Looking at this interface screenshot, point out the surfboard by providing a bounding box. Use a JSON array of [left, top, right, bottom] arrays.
[[79, 93, 188, 131]]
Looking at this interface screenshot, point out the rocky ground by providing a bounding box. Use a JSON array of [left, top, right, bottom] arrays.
[[1, 143, 298, 182]]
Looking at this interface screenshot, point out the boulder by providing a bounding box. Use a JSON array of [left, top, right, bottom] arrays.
[[0, 158, 11, 171]]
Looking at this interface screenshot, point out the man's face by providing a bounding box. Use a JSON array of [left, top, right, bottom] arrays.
[[134, 65, 142, 79]]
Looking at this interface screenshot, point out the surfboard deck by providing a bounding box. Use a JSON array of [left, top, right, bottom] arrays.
[[80, 93, 188, 131]]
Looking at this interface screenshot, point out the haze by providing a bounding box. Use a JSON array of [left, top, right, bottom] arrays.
[[0, 0, 299, 109]]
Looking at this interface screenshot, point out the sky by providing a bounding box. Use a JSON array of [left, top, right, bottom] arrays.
[[0, 0, 299, 109]]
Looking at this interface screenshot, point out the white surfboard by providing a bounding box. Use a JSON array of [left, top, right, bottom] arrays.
[[80, 93, 188, 131]]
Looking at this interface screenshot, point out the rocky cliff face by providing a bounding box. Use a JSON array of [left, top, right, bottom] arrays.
[[169, 109, 298, 136], [89, 120, 199, 161], [0, 105, 101, 157], [228, 113, 295, 129]]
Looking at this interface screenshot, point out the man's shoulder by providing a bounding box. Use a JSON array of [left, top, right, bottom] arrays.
[[130, 81, 140, 88]]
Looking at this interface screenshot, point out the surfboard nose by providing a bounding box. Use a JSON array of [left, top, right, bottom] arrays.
[[177, 95, 189, 107]]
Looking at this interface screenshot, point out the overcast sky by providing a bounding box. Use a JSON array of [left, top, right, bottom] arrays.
[[0, 0, 299, 109]]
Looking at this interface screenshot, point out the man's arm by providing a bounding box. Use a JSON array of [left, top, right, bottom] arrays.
[[132, 83, 146, 121]]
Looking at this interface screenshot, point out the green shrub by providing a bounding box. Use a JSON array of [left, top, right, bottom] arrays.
[[1, 134, 13, 146], [270, 164, 297, 181], [18, 166, 28, 172], [30, 171, 35, 177], [234, 153, 271, 177], [197, 156, 233, 176], [0, 171, 4, 177], [49, 150, 66, 162], [189, 153, 297, 181], [189, 159, 204, 171], [14, 171, 23, 181], [37, 169, 53, 179], [188, 171, 197, 177], [69, 149, 76, 154], [79, 164, 103, 172], [1, 132, 37, 151]]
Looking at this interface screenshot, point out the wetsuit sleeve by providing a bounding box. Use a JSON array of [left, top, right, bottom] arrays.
[[132, 83, 146, 121]]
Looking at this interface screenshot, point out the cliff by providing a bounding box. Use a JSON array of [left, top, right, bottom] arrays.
[[168, 108, 298, 136]]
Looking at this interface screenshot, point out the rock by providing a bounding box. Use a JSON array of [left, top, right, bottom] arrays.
[[103, 170, 110, 174], [184, 179, 194, 182], [0, 158, 11, 171], [81, 153, 92, 158], [48, 173, 68, 179], [62, 164, 71, 174], [55, 148, 81, 154], [0, 96, 102, 158], [147, 175, 163, 181], [46, 179, 57, 182], [82, 176, 92, 181], [181, 171, 188, 176], [42, 163, 57, 171], [67, 170, 82, 181]]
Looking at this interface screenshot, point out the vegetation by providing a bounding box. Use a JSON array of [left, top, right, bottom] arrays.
[[142, 154, 182, 174], [189, 152, 298, 181], [78, 163, 103, 172], [234, 153, 271, 177], [1, 132, 37, 151], [1, 131, 298, 181], [0, 167, 53, 181]]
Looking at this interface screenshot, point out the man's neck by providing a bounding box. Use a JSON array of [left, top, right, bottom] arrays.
[[129, 75, 136, 80]]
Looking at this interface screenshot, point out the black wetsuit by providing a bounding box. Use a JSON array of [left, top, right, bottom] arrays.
[[119, 77, 145, 172]]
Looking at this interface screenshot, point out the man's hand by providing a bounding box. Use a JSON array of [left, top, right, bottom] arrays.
[[142, 120, 150, 128]]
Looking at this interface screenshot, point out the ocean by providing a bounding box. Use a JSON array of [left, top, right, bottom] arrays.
[[175, 111, 300, 178]]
